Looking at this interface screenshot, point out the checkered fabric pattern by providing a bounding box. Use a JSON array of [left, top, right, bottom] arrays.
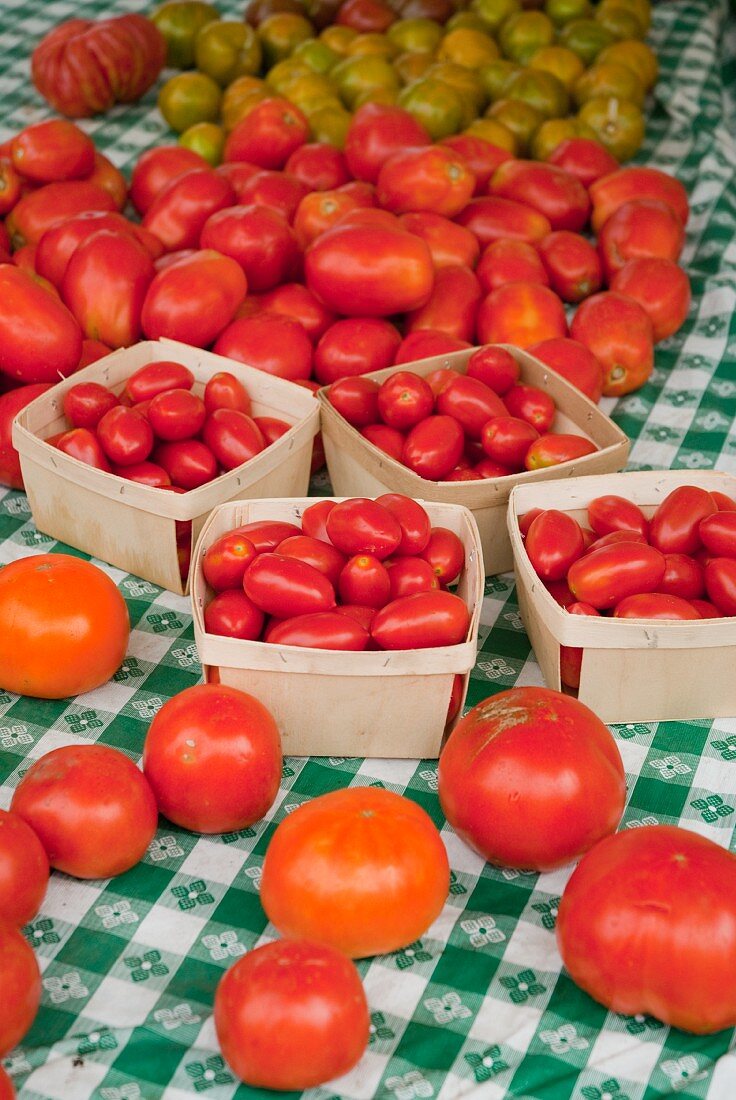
[[1, 0, 736, 1097]]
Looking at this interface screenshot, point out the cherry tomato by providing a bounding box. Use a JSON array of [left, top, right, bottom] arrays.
[[526, 509, 585, 581], [403, 416, 464, 481], [560, 600, 600, 690], [504, 383, 556, 432], [613, 592, 701, 619], [269, 612, 370, 650], [314, 317, 401, 385], [244, 553, 336, 617], [568, 543, 667, 609], [62, 381, 119, 430], [55, 426, 112, 471], [481, 415, 538, 469], [11, 744, 157, 879], [277, 535, 346, 586], [154, 439, 218, 488], [377, 371, 434, 431], [143, 684, 281, 833], [0, 809, 49, 927], [300, 500, 335, 542], [203, 532, 259, 591], [233, 519, 301, 552], [213, 312, 313, 381], [705, 557, 736, 615], [362, 423, 405, 461], [371, 590, 469, 649], [466, 345, 520, 395], [649, 485, 717, 555], [0, 924, 41, 1057], [327, 376, 380, 427], [525, 432, 597, 469]]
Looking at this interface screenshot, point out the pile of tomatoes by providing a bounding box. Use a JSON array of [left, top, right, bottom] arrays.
[[203, 494, 471, 652], [328, 344, 597, 480], [519, 484, 736, 689]]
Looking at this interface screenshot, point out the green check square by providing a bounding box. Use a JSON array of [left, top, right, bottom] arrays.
[[25, 1005, 79, 1047], [113, 1030, 187, 1087], [391, 1020, 466, 1071], [470, 873, 537, 922], [55, 927, 127, 977], [509, 1053, 579, 1100], [430, 944, 500, 997], [165, 956, 223, 1010], [211, 886, 267, 938], [627, 774, 690, 819], [652, 721, 711, 756], [113, 860, 177, 903]]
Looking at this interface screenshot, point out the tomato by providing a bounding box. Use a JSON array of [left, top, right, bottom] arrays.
[[377, 371, 435, 430], [598, 198, 685, 281], [525, 432, 597, 469], [254, 416, 290, 445], [198, 375, 247, 421], [202, 409, 265, 469], [277, 535, 346, 586], [587, 494, 649, 539], [649, 485, 717, 555], [399, 211, 481, 270], [568, 542, 666, 609], [557, 824, 736, 1033], [11, 120, 95, 183], [440, 133, 512, 193], [699, 512, 736, 557], [336, 554, 390, 608], [243, 553, 336, 617], [570, 290, 654, 396], [232, 520, 301, 552], [130, 145, 209, 215], [327, 376, 380, 427], [371, 590, 469, 649], [215, 939, 369, 1090], [613, 592, 701, 619], [203, 532, 259, 591], [0, 265, 82, 383], [0, 161, 22, 218], [260, 786, 449, 956], [690, 598, 723, 618], [344, 101, 431, 183], [253, 283, 335, 342], [466, 345, 520, 396], [141, 250, 248, 348], [113, 460, 171, 487], [394, 331, 471, 363], [403, 415, 465, 480], [267, 611, 371, 650], [223, 95, 309, 168], [0, 1066, 14, 1099], [204, 590, 265, 639], [124, 362, 192, 405], [0, 809, 49, 927], [405, 264, 482, 342], [0, 923, 41, 1057], [55, 426, 112, 471], [293, 186, 375, 250], [97, 405, 154, 466], [438, 686, 626, 871], [326, 498, 402, 559], [705, 557, 736, 615], [0, 554, 128, 698], [713, 491, 736, 512], [504, 383, 556, 432], [658, 553, 705, 600], [142, 169, 235, 252], [11, 743, 156, 878], [297, 501, 333, 544], [0, 383, 53, 489], [235, 169, 308, 223], [476, 238, 548, 296], [314, 318, 401, 385], [285, 142, 350, 191], [437, 375, 508, 440], [611, 257, 691, 343], [478, 281, 568, 349], [200, 204, 300, 293], [62, 383, 117, 431], [525, 509, 585, 581], [454, 195, 552, 246], [537, 230, 602, 303], [547, 136, 619, 187], [528, 337, 604, 404], [490, 159, 590, 231], [375, 493, 432, 555], [361, 423, 405, 461], [154, 439, 218, 489], [213, 312, 313, 381], [559, 600, 600, 690], [6, 180, 117, 249], [376, 145, 475, 218], [87, 151, 128, 211], [589, 166, 689, 234]]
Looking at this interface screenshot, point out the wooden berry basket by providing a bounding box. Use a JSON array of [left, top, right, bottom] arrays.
[[508, 470, 736, 724], [192, 497, 484, 758], [317, 345, 629, 576], [12, 339, 319, 595]]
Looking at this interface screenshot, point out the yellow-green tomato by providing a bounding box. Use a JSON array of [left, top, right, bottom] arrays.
[[151, 1, 220, 69], [194, 20, 263, 86]]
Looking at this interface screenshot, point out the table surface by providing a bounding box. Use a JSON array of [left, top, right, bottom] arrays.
[[1, 1, 736, 1098]]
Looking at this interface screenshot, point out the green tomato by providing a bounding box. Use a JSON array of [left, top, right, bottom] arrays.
[[195, 20, 263, 86], [151, 1, 220, 69]]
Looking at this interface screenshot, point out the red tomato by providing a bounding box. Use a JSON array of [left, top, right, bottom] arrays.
[[393, 330, 471, 363], [338, 554, 391, 608], [477, 281, 568, 349], [253, 283, 335, 342], [0, 383, 53, 488], [202, 371, 249, 416], [314, 318, 401, 385], [547, 136, 619, 187], [525, 432, 597, 469], [587, 494, 649, 539], [537, 230, 602, 303], [63, 381, 119, 430], [403, 415, 465, 480], [285, 142, 350, 191], [235, 170, 308, 223], [11, 744, 157, 878], [0, 809, 49, 926], [305, 224, 434, 317], [377, 145, 475, 218], [77, 338, 113, 369], [0, 924, 41, 1056], [387, 556, 438, 599], [204, 590, 265, 641], [326, 498, 402, 559], [528, 337, 604, 404], [404, 264, 482, 342], [377, 371, 435, 430], [55, 426, 112, 471], [6, 180, 117, 249], [202, 409, 265, 469], [474, 457, 513, 478], [244, 553, 336, 617], [254, 416, 291, 445], [337, 0, 395, 30], [361, 423, 405, 461], [454, 196, 552, 247], [224, 97, 309, 170], [268, 612, 370, 651], [613, 592, 701, 619], [36, 210, 155, 288], [705, 557, 736, 615], [154, 439, 218, 489], [699, 512, 736, 557], [259, 786, 449, 957], [435, 375, 506, 439], [568, 542, 666, 609], [97, 405, 154, 466], [327, 376, 380, 427], [0, 161, 22, 217], [546, 578, 577, 607], [598, 198, 685, 281], [659, 553, 705, 599], [399, 211, 480, 270], [419, 526, 465, 584], [113, 460, 171, 487], [300, 500, 335, 542], [438, 686, 626, 871], [610, 257, 691, 343], [440, 133, 512, 193], [200, 205, 300, 293], [213, 312, 313, 381], [130, 145, 209, 215], [690, 598, 723, 618], [476, 238, 548, 295], [490, 159, 590, 232], [479, 415, 537, 470], [203, 532, 259, 591], [713, 491, 736, 512], [424, 369, 462, 399], [0, 265, 82, 383], [0, 1066, 14, 1099], [570, 290, 654, 397], [143, 684, 281, 833], [559, 600, 600, 690], [466, 345, 520, 395], [142, 169, 235, 252], [215, 939, 369, 1090], [504, 383, 555, 432], [277, 535, 346, 586], [556, 824, 736, 1033], [141, 250, 248, 348], [87, 151, 128, 211], [12, 120, 94, 183], [124, 359, 194, 403], [589, 166, 690, 234], [293, 186, 375, 250], [525, 509, 585, 581], [371, 590, 469, 649], [376, 493, 431, 555], [233, 520, 302, 552], [649, 485, 717, 555], [334, 604, 377, 632], [343, 101, 430, 184]]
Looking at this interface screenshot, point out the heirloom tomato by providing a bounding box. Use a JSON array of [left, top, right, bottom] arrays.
[[649, 485, 717, 555], [525, 510, 585, 581], [568, 542, 666, 609], [215, 940, 369, 1090], [11, 744, 157, 879], [141, 251, 247, 348], [0, 924, 41, 1056], [0, 809, 49, 927], [260, 786, 450, 957], [557, 825, 736, 1033], [438, 686, 626, 871]]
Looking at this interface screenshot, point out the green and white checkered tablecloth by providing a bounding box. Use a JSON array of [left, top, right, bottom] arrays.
[[1, 1, 736, 1097]]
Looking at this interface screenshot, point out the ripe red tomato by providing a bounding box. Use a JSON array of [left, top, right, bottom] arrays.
[[254, 282, 335, 342], [699, 511, 736, 557], [147, 388, 205, 441], [124, 360, 194, 403], [143, 684, 281, 833], [362, 423, 405, 461], [142, 169, 235, 252], [466, 345, 520, 395], [613, 592, 701, 619], [587, 494, 649, 539], [213, 312, 313, 381], [0, 923, 41, 1056], [570, 290, 654, 397], [7, 180, 117, 249], [399, 210, 480, 270], [203, 532, 258, 591], [233, 520, 301, 552], [338, 554, 391, 608], [36, 210, 156, 288], [659, 553, 705, 600], [477, 281, 568, 349], [63, 381, 119, 430], [214, 939, 369, 1090], [235, 170, 308, 223], [154, 439, 218, 488], [394, 330, 471, 363], [440, 133, 511, 192], [376, 493, 431, 555], [130, 146, 209, 215], [300, 501, 335, 542], [327, 376, 380, 427], [585, 530, 647, 555], [438, 686, 626, 871], [0, 383, 54, 488], [568, 542, 666, 609], [0, 809, 49, 926], [377, 371, 435, 430], [476, 238, 548, 295], [649, 485, 717, 555], [556, 825, 736, 1033], [0, 265, 82, 383], [343, 101, 430, 184], [529, 337, 604, 403], [419, 526, 465, 584], [202, 409, 265, 469], [97, 405, 154, 466], [559, 600, 600, 690], [403, 416, 464, 480], [268, 612, 370, 650], [55, 426, 112, 471], [589, 166, 690, 234], [141, 250, 247, 348], [387, 557, 438, 599], [11, 744, 157, 878], [404, 264, 481, 342], [504, 383, 556, 432], [285, 142, 350, 191], [224, 97, 309, 169], [480, 415, 537, 469], [490, 160, 590, 232], [326, 498, 402, 559], [293, 186, 374, 250], [277, 535, 346, 586], [377, 145, 475, 218], [0, 1065, 14, 1099], [244, 553, 336, 617], [260, 786, 449, 957], [314, 318, 401, 385], [525, 432, 597, 469], [204, 590, 265, 639], [200, 205, 300, 293], [371, 590, 469, 649], [547, 136, 619, 187], [526, 510, 585, 581], [705, 557, 736, 615], [455, 196, 552, 247], [610, 257, 691, 343], [598, 198, 685, 281], [537, 230, 602, 303], [203, 371, 251, 416]]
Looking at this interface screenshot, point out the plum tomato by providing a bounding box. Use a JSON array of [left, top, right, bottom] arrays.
[[362, 423, 405, 462], [62, 382, 119, 430], [377, 371, 434, 431], [613, 592, 701, 619], [699, 512, 736, 558], [371, 590, 470, 649], [649, 485, 717, 556], [338, 554, 391, 608], [202, 408, 265, 469], [659, 553, 705, 600], [203, 532, 259, 591], [466, 345, 520, 395], [387, 557, 439, 599], [525, 510, 585, 582], [481, 415, 539, 469], [704, 557, 736, 615], [375, 493, 431, 555], [587, 494, 650, 539], [243, 553, 336, 617], [148, 388, 206, 441], [568, 543, 667, 609], [55, 427, 112, 471], [0, 809, 49, 927], [314, 317, 401, 385], [0, 923, 41, 1057], [326, 498, 402, 559], [524, 432, 597, 469], [435, 375, 507, 439], [300, 500, 335, 542], [276, 535, 346, 587], [559, 600, 600, 690], [268, 612, 370, 651], [204, 590, 265, 639], [96, 406, 155, 466], [232, 520, 301, 552], [503, 383, 555, 431], [253, 416, 290, 445], [420, 527, 465, 584], [124, 359, 194, 403], [203, 371, 251, 415], [327, 376, 380, 427], [402, 416, 465, 481], [528, 337, 604, 404]]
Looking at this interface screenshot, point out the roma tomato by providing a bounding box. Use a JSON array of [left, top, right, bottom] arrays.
[[570, 290, 654, 397], [224, 97, 309, 169], [114, 460, 171, 487], [598, 198, 685, 281], [204, 590, 265, 639], [362, 423, 405, 461], [419, 526, 465, 584], [376, 493, 431, 555], [439, 686, 625, 870], [589, 166, 689, 235], [525, 509, 585, 581], [63, 381, 119, 430], [6, 180, 117, 249], [649, 485, 717, 555], [394, 331, 470, 364], [371, 590, 469, 649], [377, 145, 475, 218], [244, 553, 336, 617], [525, 432, 597, 469], [0, 265, 82, 383], [202, 409, 265, 469], [0, 809, 49, 926], [233, 519, 301, 552], [293, 186, 375, 250], [327, 376, 380, 427], [528, 337, 604, 403], [611, 257, 691, 343], [476, 281, 568, 349], [124, 359, 194, 403], [253, 283, 335, 342], [285, 142, 350, 191], [130, 145, 209, 215], [55, 426, 112, 471], [11, 119, 94, 183], [568, 542, 666, 609], [613, 592, 701, 619], [476, 238, 549, 295], [556, 825, 736, 1033], [269, 612, 370, 650], [154, 439, 218, 488], [213, 312, 313, 381], [148, 388, 206, 440], [587, 494, 649, 539], [141, 250, 247, 348], [300, 500, 335, 542], [0, 383, 53, 488], [559, 600, 600, 690], [142, 169, 235, 252], [314, 318, 401, 385], [326, 498, 402, 559], [36, 210, 152, 288], [214, 939, 369, 1090], [466, 345, 520, 395], [660, 553, 705, 600], [277, 535, 346, 586], [399, 211, 480, 270], [204, 371, 251, 416], [0, 924, 41, 1056], [537, 230, 602, 302], [203, 531, 258, 591], [260, 786, 449, 957], [440, 133, 512, 193], [143, 684, 281, 833], [699, 511, 736, 557], [97, 405, 154, 466], [387, 557, 438, 599], [504, 383, 555, 432], [338, 554, 391, 608], [377, 371, 434, 430], [454, 196, 552, 246], [705, 557, 736, 615], [489, 159, 590, 231], [11, 744, 157, 879], [235, 169, 308, 223], [0, 554, 129, 698], [404, 264, 482, 342], [547, 136, 619, 187], [343, 101, 431, 184], [436, 374, 507, 439], [200, 204, 300, 293], [403, 415, 465, 480]]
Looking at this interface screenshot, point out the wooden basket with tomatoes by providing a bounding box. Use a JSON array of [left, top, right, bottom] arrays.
[[191, 496, 483, 758], [12, 339, 319, 595], [318, 345, 629, 575], [508, 470, 736, 724]]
